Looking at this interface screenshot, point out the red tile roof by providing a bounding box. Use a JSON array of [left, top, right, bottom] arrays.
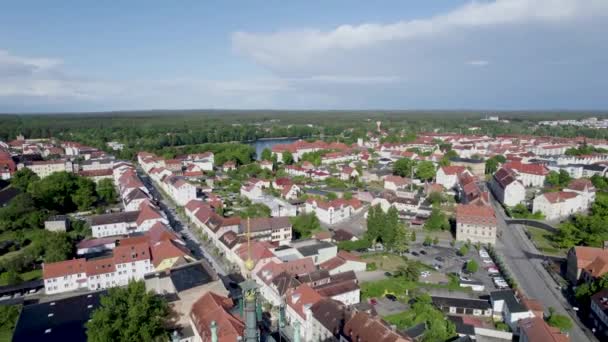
[[43, 258, 86, 279], [504, 161, 549, 176], [456, 204, 497, 226], [286, 283, 323, 319], [440, 165, 466, 175], [540, 191, 579, 204], [190, 292, 244, 342]]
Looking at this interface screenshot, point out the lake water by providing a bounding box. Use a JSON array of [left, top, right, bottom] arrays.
[[251, 138, 298, 160]]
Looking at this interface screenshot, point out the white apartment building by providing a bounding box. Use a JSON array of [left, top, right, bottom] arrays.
[[19, 159, 73, 178], [490, 168, 526, 207], [532, 191, 585, 221], [436, 166, 468, 189], [304, 198, 362, 225]]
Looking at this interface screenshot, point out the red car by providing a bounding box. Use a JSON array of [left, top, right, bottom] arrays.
[[370, 298, 378, 305]]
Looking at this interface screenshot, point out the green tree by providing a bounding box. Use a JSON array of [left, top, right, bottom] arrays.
[[458, 245, 469, 256], [97, 178, 117, 204], [395, 262, 420, 282], [86, 281, 169, 342], [72, 178, 98, 211], [290, 213, 321, 239], [260, 148, 272, 161], [393, 225, 409, 254], [424, 207, 449, 231], [485, 158, 499, 174], [10, 168, 39, 191], [239, 203, 271, 218], [415, 161, 436, 181], [423, 235, 433, 246], [410, 230, 417, 242], [282, 151, 294, 165], [466, 260, 479, 273], [591, 174, 608, 191], [343, 191, 353, 200], [393, 158, 415, 177], [44, 232, 73, 263], [433, 236, 439, 245], [0, 305, 20, 341], [365, 205, 382, 243], [546, 171, 560, 186], [0, 270, 22, 286], [558, 169, 571, 186], [381, 206, 399, 247]]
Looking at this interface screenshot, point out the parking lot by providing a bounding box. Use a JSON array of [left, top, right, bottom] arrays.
[[405, 244, 510, 293]]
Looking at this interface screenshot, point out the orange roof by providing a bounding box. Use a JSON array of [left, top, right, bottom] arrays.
[[286, 283, 323, 319], [573, 246, 608, 269], [584, 254, 608, 278], [540, 191, 579, 204], [440, 165, 466, 175], [136, 204, 163, 226], [519, 317, 569, 342], [190, 292, 244, 342], [504, 161, 549, 176], [150, 240, 192, 267], [43, 258, 86, 279], [337, 250, 363, 262], [113, 242, 150, 264], [85, 256, 116, 276], [456, 204, 497, 226], [343, 311, 412, 342]]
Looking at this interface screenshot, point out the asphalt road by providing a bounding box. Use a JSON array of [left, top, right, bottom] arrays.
[[138, 170, 228, 276], [489, 193, 595, 342]]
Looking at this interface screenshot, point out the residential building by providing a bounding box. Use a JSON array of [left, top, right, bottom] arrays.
[[519, 317, 569, 342], [81, 158, 114, 171], [341, 310, 413, 342], [564, 178, 596, 207], [532, 191, 585, 221], [310, 299, 346, 341], [285, 283, 323, 342], [18, 159, 73, 178], [590, 289, 608, 339], [489, 168, 525, 206], [503, 161, 549, 187], [305, 198, 363, 225], [456, 204, 498, 245], [436, 166, 467, 189], [238, 217, 292, 245], [43, 233, 192, 295], [490, 290, 535, 331], [566, 245, 608, 283], [383, 175, 411, 191], [319, 250, 367, 275], [162, 176, 197, 206], [190, 292, 244, 342]]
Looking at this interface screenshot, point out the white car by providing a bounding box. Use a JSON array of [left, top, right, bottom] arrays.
[[479, 250, 490, 258], [487, 268, 500, 274], [482, 258, 493, 264], [420, 271, 431, 278]]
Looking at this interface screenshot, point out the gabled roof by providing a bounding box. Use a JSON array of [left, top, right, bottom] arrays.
[[150, 240, 192, 267], [343, 311, 412, 342], [573, 246, 608, 268], [440, 165, 466, 175], [584, 254, 608, 278], [190, 292, 244, 342], [456, 204, 497, 226], [566, 178, 596, 192], [136, 203, 164, 226], [43, 258, 86, 279], [539, 191, 579, 204], [504, 161, 549, 176], [286, 283, 323, 319]]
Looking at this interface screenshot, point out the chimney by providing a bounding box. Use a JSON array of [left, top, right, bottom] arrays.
[[210, 321, 218, 342]]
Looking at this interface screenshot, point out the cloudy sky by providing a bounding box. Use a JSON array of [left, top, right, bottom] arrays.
[[1, 0, 607, 112]]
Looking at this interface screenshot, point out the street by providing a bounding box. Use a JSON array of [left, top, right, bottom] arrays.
[[489, 193, 595, 342], [138, 170, 228, 276]]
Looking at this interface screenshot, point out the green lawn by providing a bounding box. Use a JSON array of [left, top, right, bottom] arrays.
[[0, 269, 42, 286], [526, 226, 566, 256], [361, 253, 411, 272], [361, 277, 417, 299]]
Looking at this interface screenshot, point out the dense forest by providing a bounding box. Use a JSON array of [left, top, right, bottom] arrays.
[[1, 110, 608, 160]]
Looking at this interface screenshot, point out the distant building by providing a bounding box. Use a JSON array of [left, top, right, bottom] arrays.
[[450, 157, 485, 177], [18, 159, 73, 178]]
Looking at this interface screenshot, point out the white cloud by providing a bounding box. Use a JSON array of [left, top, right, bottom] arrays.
[[467, 60, 489, 67], [232, 0, 608, 74]]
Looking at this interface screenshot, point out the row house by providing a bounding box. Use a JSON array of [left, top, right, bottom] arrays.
[[456, 203, 498, 245], [42, 234, 192, 295], [321, 151, 358, 165], [161, 175, 197, 206], [305, 198, 363, 225], [184, 152, 214, 171], [527, 144, 570, 156], [81, 158, 114, 171], [18, 159, 73, 178], [90, 203, 168, 238], [503, 161, 549, 187], [532, 191, 586, 221], [339, 166, 359, 181], [489, 168, 525, 207]]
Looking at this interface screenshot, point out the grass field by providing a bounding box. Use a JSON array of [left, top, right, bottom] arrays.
[[526, 226, 566, 256], [361, 254, 410, 272]]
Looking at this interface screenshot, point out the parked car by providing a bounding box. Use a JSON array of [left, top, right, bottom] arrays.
[[384, 272, 393, 277], [482, 258, 493, 264], [412, 251, 420, 256], [385, 294, 397, 302], [420, 271, 431, 278], [435, 256, 445, 262], [370, 298, 378, 305], [420, 250, 427, 255]]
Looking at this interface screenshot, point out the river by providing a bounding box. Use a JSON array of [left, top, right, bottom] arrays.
[[250, 137, 298, 160]]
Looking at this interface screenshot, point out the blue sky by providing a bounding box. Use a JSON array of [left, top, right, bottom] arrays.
[[1, 0, 607, 112]]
